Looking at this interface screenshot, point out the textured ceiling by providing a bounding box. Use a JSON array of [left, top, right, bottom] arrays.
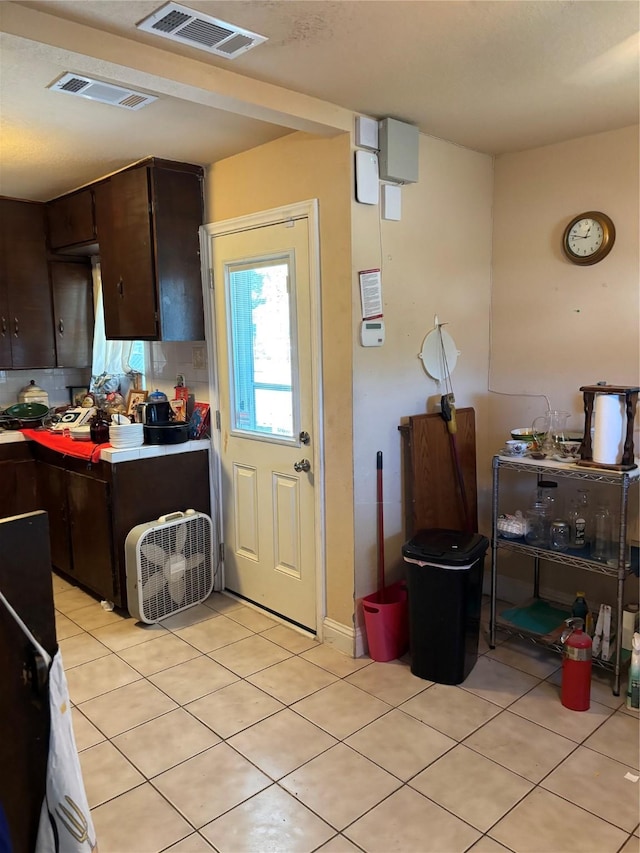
[[1, 0, 639, 200]]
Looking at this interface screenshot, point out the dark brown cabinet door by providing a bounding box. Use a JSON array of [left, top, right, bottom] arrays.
[[0, 274, 10, 367], [94, 168, 158, 339], [46, 188, 96, 250], [93, 160, 204, 342], [67, 471, 115, 600], [50, 261, 94, 367], [37, 462, 72, 575], [0, 448, 38, 517], [0, 199, 55, 368], [151, 166, 205, 341]]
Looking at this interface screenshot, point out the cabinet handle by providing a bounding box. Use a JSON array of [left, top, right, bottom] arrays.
[[0, 317, 6, 336], [13, 317, 18, 338], [117, 277, 124, 297], [58, 318, 64, 336]]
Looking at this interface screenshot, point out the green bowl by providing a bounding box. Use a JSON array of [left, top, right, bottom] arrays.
[[3, 402, 49, 419], [510, 428, 535, 443]]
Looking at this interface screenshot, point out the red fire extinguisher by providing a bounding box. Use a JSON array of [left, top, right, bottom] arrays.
[[561, 617, 592, 711]]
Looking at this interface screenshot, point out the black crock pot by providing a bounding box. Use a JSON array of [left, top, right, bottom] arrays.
[[143, 423, 190, 445]]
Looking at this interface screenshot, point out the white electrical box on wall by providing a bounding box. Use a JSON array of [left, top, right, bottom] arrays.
[[355, 116, 379, 150], [382, 184, 402, 220], [355, 150, 379, 204], [379, 118, 419, 184]]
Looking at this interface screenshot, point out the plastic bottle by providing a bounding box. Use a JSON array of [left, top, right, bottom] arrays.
[[627, 633, 640, 710], [571, 592, 593, 636]]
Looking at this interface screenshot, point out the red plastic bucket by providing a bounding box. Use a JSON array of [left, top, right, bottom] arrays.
[[362, 580, 409, 662]]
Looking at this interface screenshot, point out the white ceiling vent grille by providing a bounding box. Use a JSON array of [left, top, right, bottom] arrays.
[[48, 73, 157, 110], [136, 2, 267, 58]]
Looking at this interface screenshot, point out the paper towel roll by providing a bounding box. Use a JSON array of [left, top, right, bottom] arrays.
[[622, 604, 639, 651], [593, 394, 625, 465]]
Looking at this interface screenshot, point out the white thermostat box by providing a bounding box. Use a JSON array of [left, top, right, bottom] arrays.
[[360, 319, 385, 347]]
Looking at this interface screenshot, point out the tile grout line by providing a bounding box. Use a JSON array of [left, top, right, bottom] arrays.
[[56, 588, 635, 851]]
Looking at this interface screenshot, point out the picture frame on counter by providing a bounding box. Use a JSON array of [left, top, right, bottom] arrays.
[[126, 389, 148, 416], [68, 386, 89, 407]]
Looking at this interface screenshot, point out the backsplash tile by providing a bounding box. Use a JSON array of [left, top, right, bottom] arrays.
[[0, 368, 91, 409], [0, 342, 211, 412], [145, 342, 210, 404]]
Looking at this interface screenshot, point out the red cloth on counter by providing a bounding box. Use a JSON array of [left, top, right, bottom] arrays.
[[20, 429, 110, 463]]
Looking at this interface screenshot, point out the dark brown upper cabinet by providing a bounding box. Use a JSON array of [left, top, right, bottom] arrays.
[[50, 260, 94, 368], [94, 159, 205, 341], [46, 187, 97, 253], [0, 198, 55, 369]]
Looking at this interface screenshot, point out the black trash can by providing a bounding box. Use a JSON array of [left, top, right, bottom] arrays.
[[403, 528, 489, 684]]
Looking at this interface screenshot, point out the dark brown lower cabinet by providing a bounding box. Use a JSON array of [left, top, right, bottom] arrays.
[[0, 444, 38, 518], [32, 445, 211, 609], [37, 462, 115, 598]]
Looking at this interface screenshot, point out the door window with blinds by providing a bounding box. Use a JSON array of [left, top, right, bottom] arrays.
[[225, 255, 299, 441]]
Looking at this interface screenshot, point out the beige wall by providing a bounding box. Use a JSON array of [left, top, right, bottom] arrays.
[[204, 131, 356, 626], [491, 124, 639, 605], [491, 125, 639, 452], [351, 136, 494, 612], [200, 121, 639, 637]]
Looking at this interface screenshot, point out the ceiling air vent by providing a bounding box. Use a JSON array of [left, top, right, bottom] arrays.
[[136, 2, 267, 58], [48, 74, 157, 110]]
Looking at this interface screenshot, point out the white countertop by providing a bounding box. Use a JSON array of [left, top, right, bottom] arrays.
[[0, 429, 210, 462]]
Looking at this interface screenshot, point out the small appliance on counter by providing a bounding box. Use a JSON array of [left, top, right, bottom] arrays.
[[143, 423, 190, 445], [49, 407, 96, 432], [17, 380, 49, 407], [136, 401, 174, 424]]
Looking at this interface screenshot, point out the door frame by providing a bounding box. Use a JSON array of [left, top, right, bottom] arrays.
[[199, 200, 326, 637]]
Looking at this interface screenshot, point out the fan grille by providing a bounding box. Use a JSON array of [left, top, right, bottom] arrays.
[[136, 514, 213, 622]]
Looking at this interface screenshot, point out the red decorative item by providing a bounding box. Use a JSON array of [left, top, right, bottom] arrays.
[[561, 618, 592, 711], [188, 402, 210, 439]]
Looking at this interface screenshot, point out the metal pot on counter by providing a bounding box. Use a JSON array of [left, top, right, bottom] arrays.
[[0, 402, 50, 429]]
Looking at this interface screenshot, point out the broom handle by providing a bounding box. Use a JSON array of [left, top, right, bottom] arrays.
[[377, 451, 386, 600]]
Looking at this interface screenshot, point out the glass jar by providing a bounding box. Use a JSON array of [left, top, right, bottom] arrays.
[[525, 501, 549, 547], [550, 519, 570, 551], [537, 480, 558, 546]]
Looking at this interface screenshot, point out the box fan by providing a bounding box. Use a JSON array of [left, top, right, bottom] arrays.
[[125, 510, 213, 623]]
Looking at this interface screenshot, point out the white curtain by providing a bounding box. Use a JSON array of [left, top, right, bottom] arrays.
[[91, 262, 133, 379]]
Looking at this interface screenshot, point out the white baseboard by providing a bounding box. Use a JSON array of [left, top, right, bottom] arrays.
[[354, 624, 368, 659], [322, 617, 356, 657]]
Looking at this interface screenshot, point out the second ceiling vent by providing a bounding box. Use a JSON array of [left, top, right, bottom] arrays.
[[136, 2, 268, 59]]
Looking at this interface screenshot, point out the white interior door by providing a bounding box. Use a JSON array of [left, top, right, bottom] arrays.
[[209, 215, 317, 631]]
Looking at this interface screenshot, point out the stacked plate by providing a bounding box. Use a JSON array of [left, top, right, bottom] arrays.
[[109, 422, 144, 449], [70, 425, 92, 442]]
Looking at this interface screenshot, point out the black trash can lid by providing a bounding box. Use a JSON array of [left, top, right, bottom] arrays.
[[402, 528, 489, 565]]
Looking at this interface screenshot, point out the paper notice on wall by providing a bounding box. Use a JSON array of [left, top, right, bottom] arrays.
[[359, 269, 383, 320]]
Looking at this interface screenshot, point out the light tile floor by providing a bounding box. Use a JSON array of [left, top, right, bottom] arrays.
[[51, 573, 640, 853]]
